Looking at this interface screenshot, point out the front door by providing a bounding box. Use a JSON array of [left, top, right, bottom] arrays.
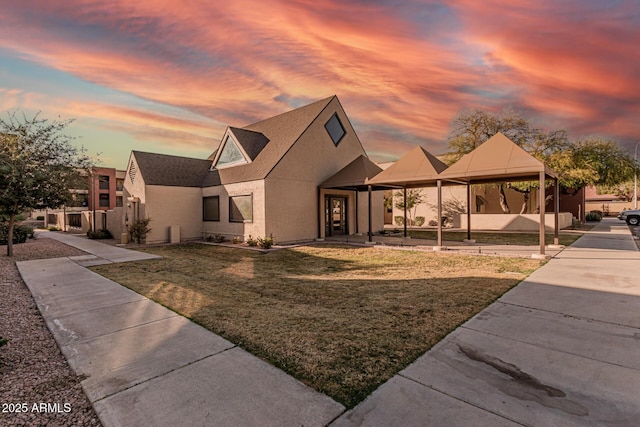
[[325, 196, 348, 236]]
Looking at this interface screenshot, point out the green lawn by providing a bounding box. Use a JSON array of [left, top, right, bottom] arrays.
[[91, 244, 544, 407]]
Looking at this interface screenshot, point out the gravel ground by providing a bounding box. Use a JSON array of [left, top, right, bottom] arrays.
[[0, 237, 102, 427]]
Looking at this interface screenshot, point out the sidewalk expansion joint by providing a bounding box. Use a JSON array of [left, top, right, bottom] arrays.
[[459, 323, 640, 373], [91, 344, 238, 404], [397, 373, 527, 426]]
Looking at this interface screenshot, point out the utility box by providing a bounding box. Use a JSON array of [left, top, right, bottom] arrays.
[[120, 232, 129, 244], [170, 225, 180, 243]]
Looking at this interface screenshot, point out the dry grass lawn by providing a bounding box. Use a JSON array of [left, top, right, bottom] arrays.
[[91, 243, 544, 407]]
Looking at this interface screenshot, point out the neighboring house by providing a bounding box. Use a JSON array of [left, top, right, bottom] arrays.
[[585, 185, 634, 216], [39, 167, 126, 234], [123, 96, 384, 244]]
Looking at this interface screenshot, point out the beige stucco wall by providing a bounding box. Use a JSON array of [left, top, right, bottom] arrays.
[[202, 180, 266, 241], [265, 97, 371, 242], [144, 185, 203, 243], [268, 97, 367, 184], [459, 213, 573, 231]]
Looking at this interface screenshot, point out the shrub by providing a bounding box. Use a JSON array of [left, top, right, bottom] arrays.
[[394, 216, 404, 226], [87, 229, 112, 239], [128, 218, 152, 244], [48, 226, 60, 231], [257, 236, 274, 249], [414, 216, 425, 227], [246, 235, 258, 247], [428, 219, 438, 227], [36, 215, 45, 220], [0, 224, 33, 245], [586, 211, 602, 222], [206, 234, 226, 243], [232, 236, 241, 244]]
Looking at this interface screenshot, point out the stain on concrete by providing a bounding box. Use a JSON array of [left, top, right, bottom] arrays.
[[457, 344, 589, 417]]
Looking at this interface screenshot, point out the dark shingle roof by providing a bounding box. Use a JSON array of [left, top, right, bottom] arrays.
[[132, 96, 337, 189], [228, 127, 269, 161], [132, 151, 212, 187], [211, 96, 335, 186]]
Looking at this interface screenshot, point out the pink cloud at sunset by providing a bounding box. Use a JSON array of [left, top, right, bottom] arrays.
[[0, 0, 638, 167]]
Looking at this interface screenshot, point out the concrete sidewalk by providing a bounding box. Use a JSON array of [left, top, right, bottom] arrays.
[[333, 218, 640, 426], [18, 233, 344, 427]]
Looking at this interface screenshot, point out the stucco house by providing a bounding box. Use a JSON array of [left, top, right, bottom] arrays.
[[123, 96, 384, 244]]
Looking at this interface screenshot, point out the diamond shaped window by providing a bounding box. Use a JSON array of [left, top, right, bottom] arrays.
[[325, 113, 346, 146]]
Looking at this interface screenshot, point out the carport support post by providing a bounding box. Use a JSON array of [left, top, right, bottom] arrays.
[[403, 187, 407, 238], [466, 183, 471, 241], [368, 185, 373, 242], [554, 177, 559, 246], [437, 179, 443, 247], [539, 171, 546, 256]]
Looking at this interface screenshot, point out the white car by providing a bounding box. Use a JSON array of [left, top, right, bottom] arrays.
[[619, 209, 640, 225]]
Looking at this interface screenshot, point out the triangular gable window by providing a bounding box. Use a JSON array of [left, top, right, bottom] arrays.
[[214, 135, 248, 169]]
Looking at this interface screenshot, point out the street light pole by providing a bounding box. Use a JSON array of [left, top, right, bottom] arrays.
[[635, 141, 639, 210]]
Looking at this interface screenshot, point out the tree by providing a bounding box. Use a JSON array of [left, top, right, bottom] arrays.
[[393, 189, 424, 226], [0, 111, 92, 256], [445, 109, 636, 213], [128, 217, 152, 244]]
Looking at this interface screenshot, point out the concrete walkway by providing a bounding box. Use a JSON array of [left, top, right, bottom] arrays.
[[18, 222, 640, 426], [18, 232, 344, 427], [333, 218, 640, 426]]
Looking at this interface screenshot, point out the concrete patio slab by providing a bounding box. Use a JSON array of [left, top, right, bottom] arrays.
[[94, 346, 345, 427], [399, 328, 640, 427], [332, 375, 518, 427]]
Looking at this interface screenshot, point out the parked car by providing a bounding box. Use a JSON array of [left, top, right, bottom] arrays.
[[620, 209, 640, 225]]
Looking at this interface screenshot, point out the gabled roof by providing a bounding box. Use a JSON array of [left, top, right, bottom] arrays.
[[132, 151, 212, 187], [203, 96, 335, 186], [366, 146, 448, 187], [228, 127, 269, 161], [439, 132, 557, 182], [320, 155, 383, 189]]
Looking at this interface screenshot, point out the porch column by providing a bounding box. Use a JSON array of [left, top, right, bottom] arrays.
[[368, 185, 372, 243], [538, 171, 546, 256], [317, 187, 322, 239], [403, 187, 407, 238], [554, 177, 559, 245], [355, 190, 359, 234], [437, 179, 443, 247]]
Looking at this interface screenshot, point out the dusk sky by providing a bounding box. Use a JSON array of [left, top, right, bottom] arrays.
[[1, 0, 638, 169]]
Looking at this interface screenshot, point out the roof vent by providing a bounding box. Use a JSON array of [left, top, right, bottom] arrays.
[[128, 161, 137, 183]]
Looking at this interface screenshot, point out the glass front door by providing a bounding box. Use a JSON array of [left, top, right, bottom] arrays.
[[325, 196, 348, 236]]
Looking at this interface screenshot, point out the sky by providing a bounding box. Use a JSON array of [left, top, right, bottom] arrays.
[[1, 0, 639, 169]]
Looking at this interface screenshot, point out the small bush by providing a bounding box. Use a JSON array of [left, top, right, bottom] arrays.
[[257, 236, 274, 249], [414, 216, 425, 227], [0, 224, 33, 245], [87, 229, 112, 239], [586, 211, 602, 222], [246, 235, 258, 247], [394, 216, 404, 226], [206, 234, 226, 243], [428, 219, 438, 227], [36, 215, 45, 220], [129, 218, 152, 244], [48, 226, 60, 231], [232, 236, 241, 244]]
